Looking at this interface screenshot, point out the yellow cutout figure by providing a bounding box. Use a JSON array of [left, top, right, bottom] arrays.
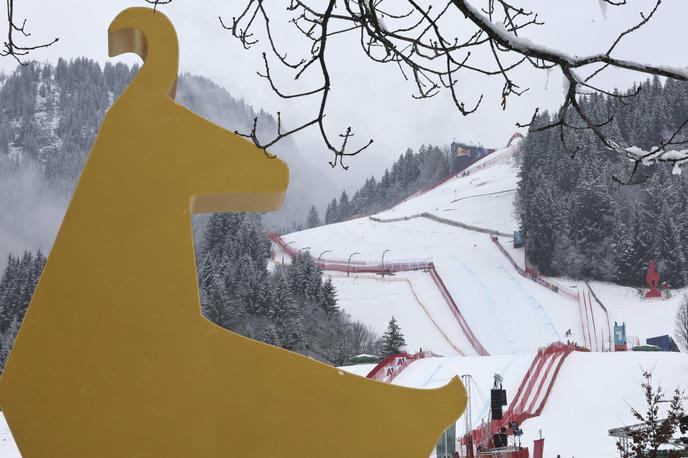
[[0, 7, 466, 457]]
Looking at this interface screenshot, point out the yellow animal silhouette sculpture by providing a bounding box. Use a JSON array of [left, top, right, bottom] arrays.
[[0, 7, 466, 457]]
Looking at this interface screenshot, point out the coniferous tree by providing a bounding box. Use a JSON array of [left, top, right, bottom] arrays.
[[675, 295, 688, 352], [319, 278, 338, 315], [324, 198, 338, 224], [305, 205, 321, 229], [338, 191, 351, 221], [381, 316, 406, 357], [0, 250, 46, 372], [518, 77, 688, 287], [195, 212, 378, 364]]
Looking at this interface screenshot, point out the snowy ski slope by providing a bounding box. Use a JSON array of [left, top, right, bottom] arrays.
[[281, 146, 574, 355], [284, 143, 687, 457], [280, 144, 683, 354], [1, 144, 685, 457], [328, 272, 473, 356]]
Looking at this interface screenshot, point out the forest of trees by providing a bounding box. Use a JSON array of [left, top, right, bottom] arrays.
[[0, 213, 380, 373], [519, 76, 688, 288], [320, 145, 480, 226], [195, 212, 380, 365], [0, 59, 383, 372], [0, 59, 138, 193], [0, 59, 333, 234], [0, 251, 46, 371]]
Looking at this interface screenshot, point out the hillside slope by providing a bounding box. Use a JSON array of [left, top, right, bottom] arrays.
[[285, 142, 688, 456], [278, 144, 683, 355], [278, 146, 578, 355]]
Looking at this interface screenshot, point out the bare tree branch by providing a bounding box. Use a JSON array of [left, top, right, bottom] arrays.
[[144, 0, 173, 13], [207, 0, 688, 175], [1, 0, 58, 65]]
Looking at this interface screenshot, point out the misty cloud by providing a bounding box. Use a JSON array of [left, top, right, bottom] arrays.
[[0, 160, 67, 271]]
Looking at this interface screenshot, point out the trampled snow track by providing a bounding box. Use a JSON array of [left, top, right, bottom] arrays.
[[491, 236, 613, 352], [267, 232, 490, 356]]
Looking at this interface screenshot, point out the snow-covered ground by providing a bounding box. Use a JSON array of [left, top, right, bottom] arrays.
[[377, 351, 687, 458], [377, 145, 520, 234], [278, 143, 688, 457], [329, 272, 472, 356], [280, 144, 684, 355], [0, 414, 20, 457], [281, 147, 579, 355], [524, 351, 688, 458], [3, 144, 684, 457]]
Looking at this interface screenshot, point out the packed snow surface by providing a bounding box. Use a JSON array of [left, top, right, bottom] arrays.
[[279, 145, 684, 355], [278, 143, 687, 458], [281, 147, 576, 355], [388, 351, 687, 458], [2, 145, 685, 457]]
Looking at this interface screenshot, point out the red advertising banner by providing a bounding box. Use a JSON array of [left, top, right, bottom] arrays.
[[533, 438, 545, 458]]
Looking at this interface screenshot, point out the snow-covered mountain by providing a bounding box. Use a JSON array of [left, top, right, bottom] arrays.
[[1, 64, 686, 455], [0, 60, 339, 271]]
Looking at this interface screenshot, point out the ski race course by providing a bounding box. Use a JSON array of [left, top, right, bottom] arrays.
[[0, 143, 685, 457], [272, 143, 687, 457]]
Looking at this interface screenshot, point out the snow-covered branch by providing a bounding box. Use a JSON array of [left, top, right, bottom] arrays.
[[218, 0, 687, 176]]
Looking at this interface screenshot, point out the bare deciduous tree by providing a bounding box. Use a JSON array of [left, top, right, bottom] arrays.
[[217, 0, 688, 177], [126, 1, 688, 177], [1, 0, 58, 65]]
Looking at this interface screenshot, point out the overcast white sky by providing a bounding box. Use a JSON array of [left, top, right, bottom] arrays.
[[2, 0, 687, 177]]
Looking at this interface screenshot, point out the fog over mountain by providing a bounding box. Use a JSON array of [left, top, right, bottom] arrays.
[[0, 60, 345, 269]]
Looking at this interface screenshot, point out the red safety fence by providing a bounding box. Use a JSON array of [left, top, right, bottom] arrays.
[[267, 232, 432, 273], [490, 236, 580, 303], [464, 342, 586, 449], [407, 155, 485, 199], [579, 291, 600, 352], [267, 232, 490, 356], [366, 350, 439, 383], [429, 268, 490, 356]]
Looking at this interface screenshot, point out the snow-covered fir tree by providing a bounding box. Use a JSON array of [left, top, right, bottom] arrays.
[[195, 212, 379, 365], [381, 316, 406, 357], [518, 77, 688, 287], [319, 278, 338, 316], [305, 205, 321, 229], [0, 251, 46, 371], [324, 198, 338, 224]]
